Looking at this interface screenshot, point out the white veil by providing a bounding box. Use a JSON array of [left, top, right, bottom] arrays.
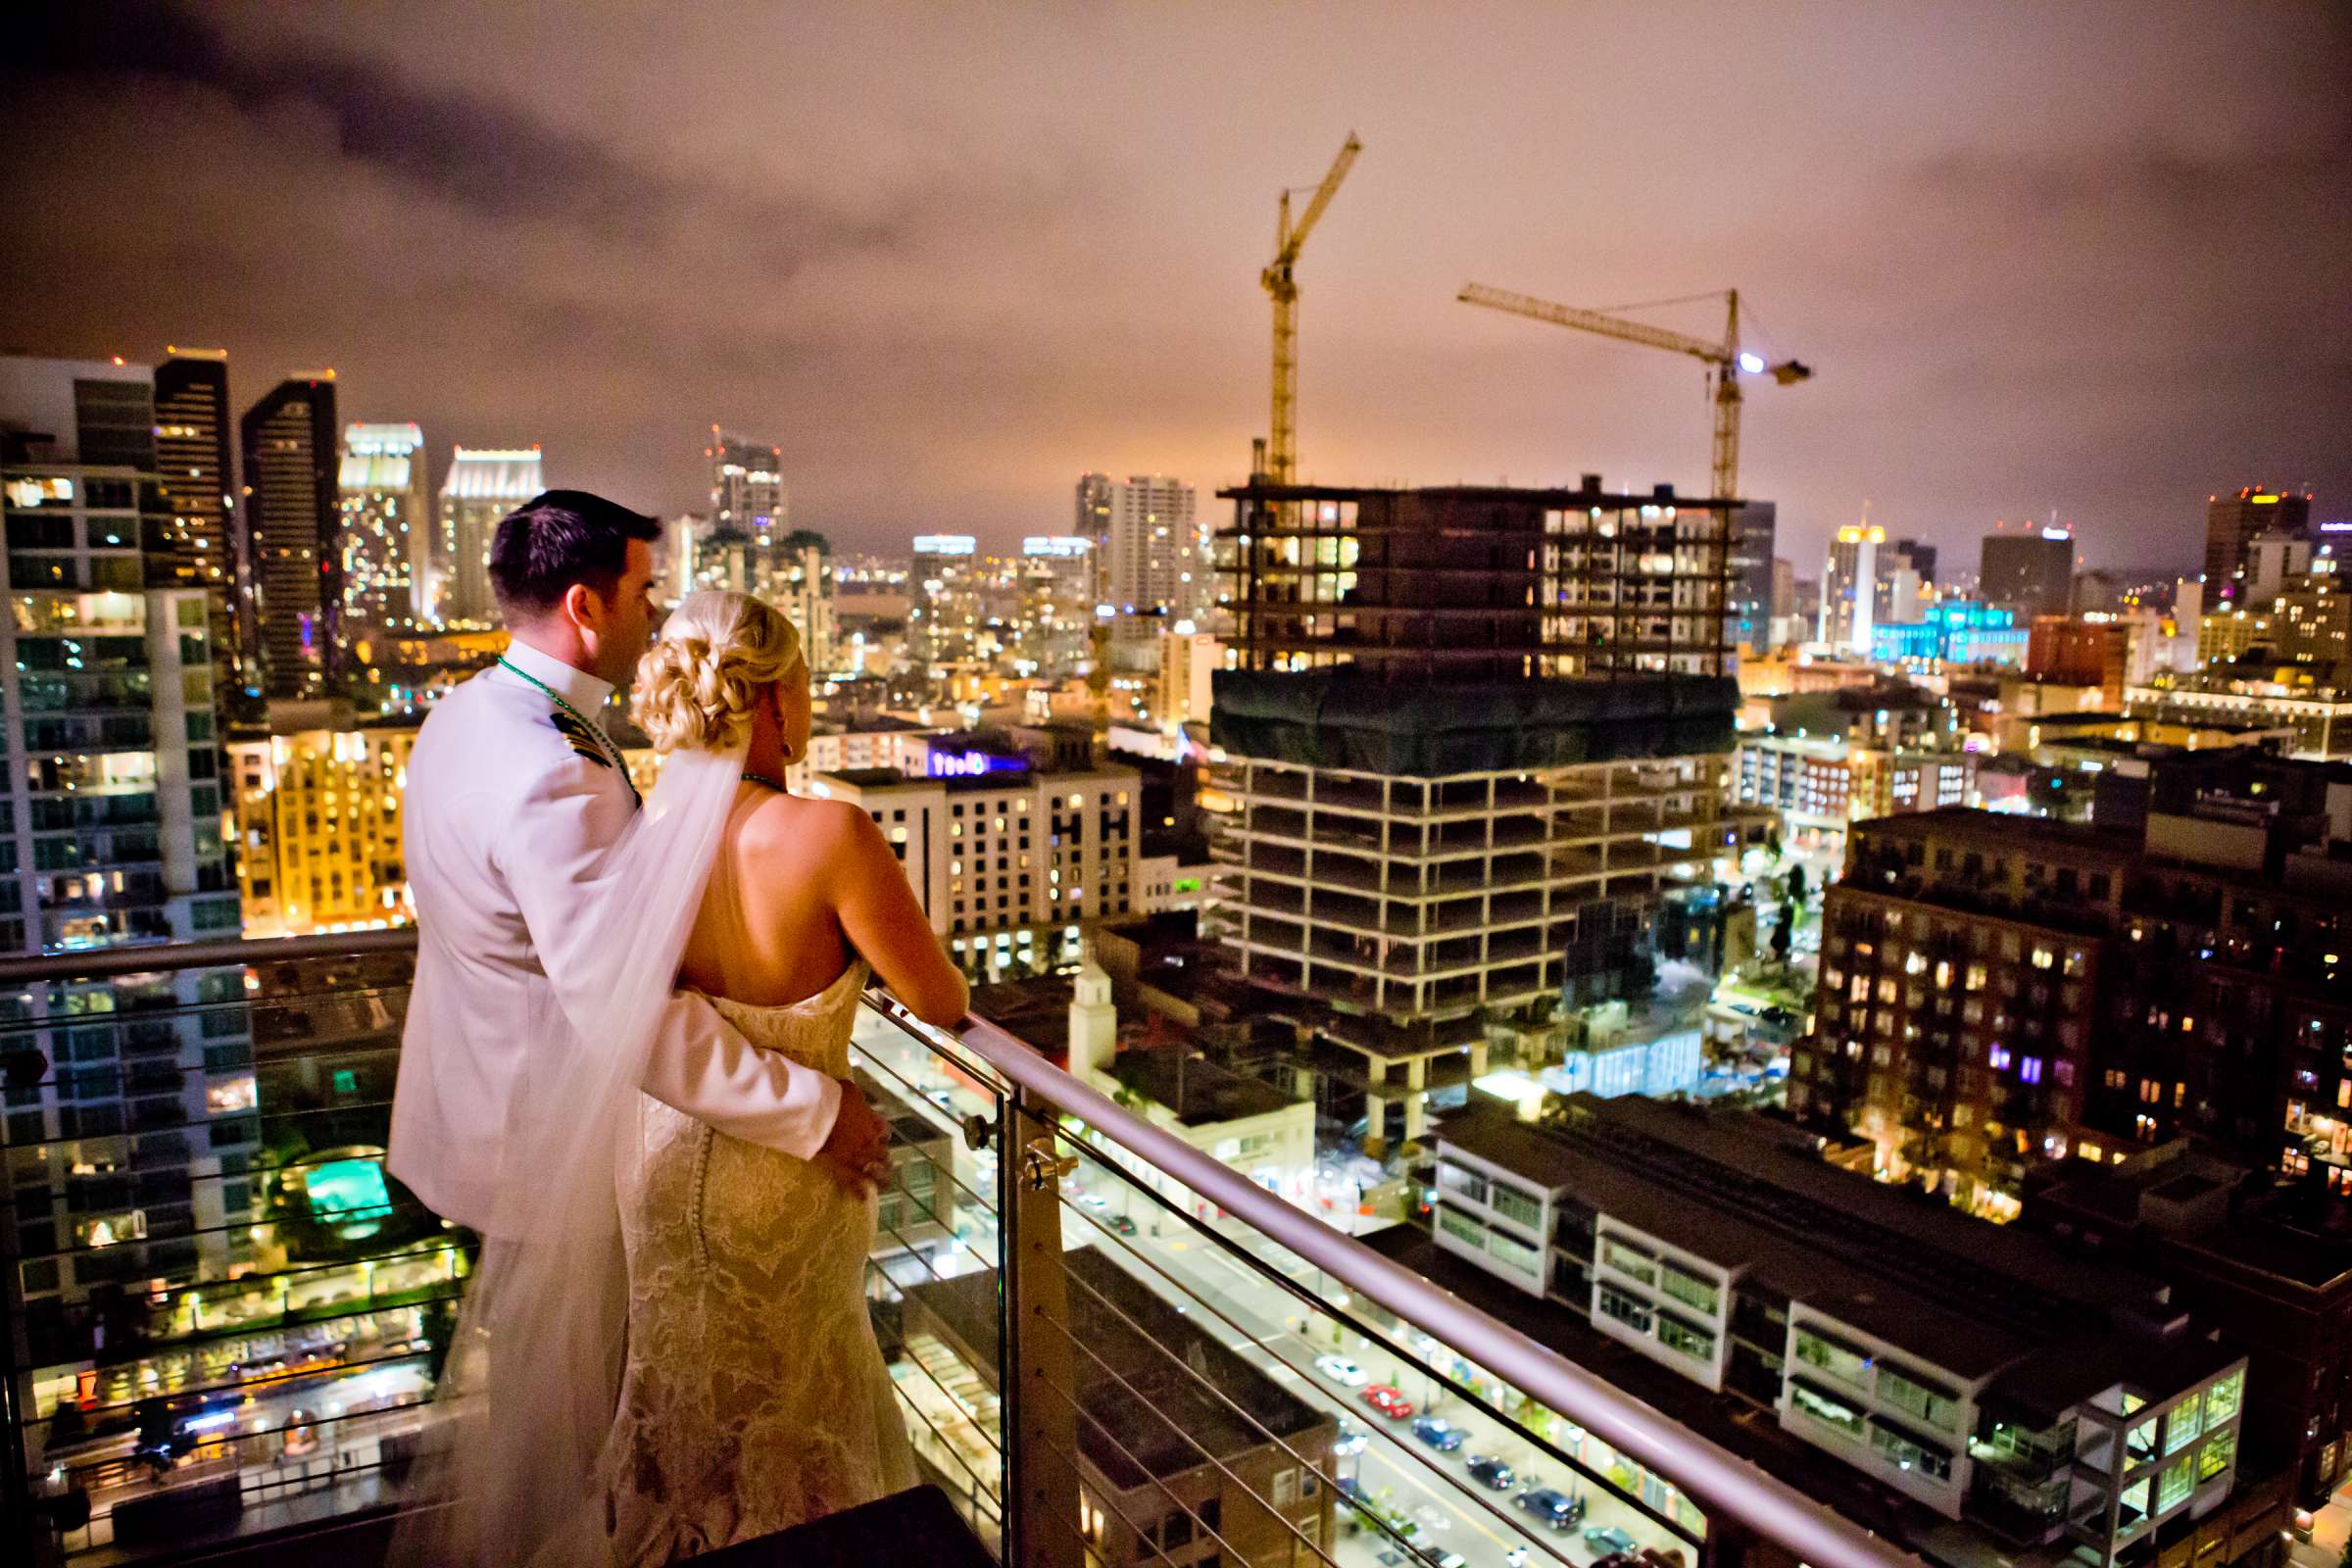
[[393, 742, 747, 1566]]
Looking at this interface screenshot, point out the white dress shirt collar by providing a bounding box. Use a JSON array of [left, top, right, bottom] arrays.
[[500, 635, 615, 713]]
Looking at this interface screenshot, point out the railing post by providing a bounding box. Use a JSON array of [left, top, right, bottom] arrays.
[[1000, 1087, 1081, 1568]]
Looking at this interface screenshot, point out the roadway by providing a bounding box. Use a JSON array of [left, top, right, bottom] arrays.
[[850, 1007, 1700, 1568]]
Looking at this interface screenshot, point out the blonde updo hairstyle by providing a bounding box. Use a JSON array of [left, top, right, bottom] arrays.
[[632, 590, 807, 755]]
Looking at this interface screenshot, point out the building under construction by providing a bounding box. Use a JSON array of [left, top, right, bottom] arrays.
[[1203, 478, 1770, 1153]]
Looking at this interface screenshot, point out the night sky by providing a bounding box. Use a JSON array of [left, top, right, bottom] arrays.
[[4, 2, 2346, 575]]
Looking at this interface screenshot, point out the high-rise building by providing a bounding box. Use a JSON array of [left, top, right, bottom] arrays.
[[1208, 479, 1764, 1150], [1981, 528, 2075, 620], [434, 446, 542, 625], [230, 711, 421, 937], [152, 350, 245, 694], [1877, 536, 1935, 628], [708, 428, 787, 561], [2205, 487, 2313, 605], [1728, 501, 1777, 654], [908, 533, 984, 676], [0, 359, 251, 1330], [1819, 523, 1883, 653], [240, 373, 342, 698], [767, 529, 836, 676], [1082, 473, 1201, 658], [1013, 535, 1094, 680], [336, 422, 430, 631]]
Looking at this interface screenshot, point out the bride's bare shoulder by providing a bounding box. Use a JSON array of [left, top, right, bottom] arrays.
[[738, 791, 878, 859]]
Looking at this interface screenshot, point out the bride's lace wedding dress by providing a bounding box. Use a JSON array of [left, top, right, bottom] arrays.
[[598, 955, 918, 1563]]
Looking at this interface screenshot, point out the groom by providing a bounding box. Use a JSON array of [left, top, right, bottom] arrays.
[[388, 489, 890, 1230]]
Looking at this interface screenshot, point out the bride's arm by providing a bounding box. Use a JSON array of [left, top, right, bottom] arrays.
[[823, 803, 970, 1027]]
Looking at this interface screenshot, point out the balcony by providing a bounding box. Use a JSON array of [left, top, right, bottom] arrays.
[[1, 934, 1917, 1568]]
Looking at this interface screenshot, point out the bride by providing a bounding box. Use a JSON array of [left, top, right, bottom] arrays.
[[407, 588, 968, 1566], [600, 588, 967, 1559]]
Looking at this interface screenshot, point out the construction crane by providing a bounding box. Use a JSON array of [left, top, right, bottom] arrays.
[[1260, 132, 1362, 486], [1457, 282, 1811, 500]]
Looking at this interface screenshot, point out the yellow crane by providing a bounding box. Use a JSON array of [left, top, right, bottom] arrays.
[[1260, 132, 1362, 485], [1456, 282, 1811, 500]]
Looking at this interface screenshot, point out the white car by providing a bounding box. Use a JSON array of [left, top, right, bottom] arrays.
[[1314, 1354, 1368, 1387]]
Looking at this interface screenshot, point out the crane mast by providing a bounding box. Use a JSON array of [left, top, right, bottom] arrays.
[[1261, 132, 1361, 487]]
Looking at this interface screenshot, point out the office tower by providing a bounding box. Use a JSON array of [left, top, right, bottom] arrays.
[[1877, 536, 1935, 627], [708, 428, 787, 570], [769, 529, 836, 676], [1073, 472, 1112, 580], [908, 534, 984, 675], [1819, 523, 1882, 653], [2205, 487, 2313, 604], [0, 360, 251, 1333], [336, 422, 430, 630], [152, 351, 246, 695], [240, 373, 342, 699], [1791, 752, 2352, 1213], [1980, 528, 2075, 619], [1209, 480, 1765, 1151], [1014, 535, 1093, 680], [230, 713, 422, 937], [1727, 501, 1777, 654], [434, 446, 542, 624], [1768, 556, 1798, 648]]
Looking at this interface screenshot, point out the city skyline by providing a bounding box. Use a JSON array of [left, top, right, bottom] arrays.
[[5, 2, 2346, 572]]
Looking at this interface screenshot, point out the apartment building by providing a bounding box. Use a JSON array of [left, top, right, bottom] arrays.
[[1791, 754, 2352, 1210]]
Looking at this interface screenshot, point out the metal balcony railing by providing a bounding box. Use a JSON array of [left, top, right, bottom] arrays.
[[2, 933, 1918, 1568]]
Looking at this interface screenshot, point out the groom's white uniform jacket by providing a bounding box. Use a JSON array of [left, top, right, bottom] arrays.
[[388, 639, 842, 1232]]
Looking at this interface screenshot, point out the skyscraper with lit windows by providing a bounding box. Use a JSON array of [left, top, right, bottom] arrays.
[[0, 355, 253, 1329], [337, 421, 430, 631], [240, 373, 342, 698], [434, 446, 542, 625]]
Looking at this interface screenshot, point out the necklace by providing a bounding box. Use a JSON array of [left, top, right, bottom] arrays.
[[741, 770, 789, 793], [497, 656, 641, 808]]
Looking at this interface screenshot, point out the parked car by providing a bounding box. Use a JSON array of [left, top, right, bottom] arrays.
[[1410, 1415, 1466, 1451], [1106, 1213, 1137, 1237], [1465, 1454, 1515, 1490], [1515, 1488, 1582, 1531], [1585, 1526, 1640, 1556], [1315, 1354, 1369, 1387], [1361, 1384, 1414, 1420], [1334, 1416, 1368, 1456]]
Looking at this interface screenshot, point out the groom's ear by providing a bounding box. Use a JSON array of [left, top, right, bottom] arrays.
[[560, 579, 600, 630]]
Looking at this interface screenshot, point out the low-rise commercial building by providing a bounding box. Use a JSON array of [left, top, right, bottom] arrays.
[[1423, 1093, 2258, 1566]]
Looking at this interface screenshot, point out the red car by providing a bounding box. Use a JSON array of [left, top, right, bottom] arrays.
[[1360, 1384, 1415, 1420]]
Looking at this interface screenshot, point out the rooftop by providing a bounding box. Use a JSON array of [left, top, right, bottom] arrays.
[[1439, 1094, 2182, 1390], [1105, 1048, 1299, 1126]]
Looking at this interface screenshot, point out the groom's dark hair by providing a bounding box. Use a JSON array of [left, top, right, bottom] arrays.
[[488, 490, 663, 619]]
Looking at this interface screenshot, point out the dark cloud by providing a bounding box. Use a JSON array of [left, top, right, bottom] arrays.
[[2, 1, 2346, 571]]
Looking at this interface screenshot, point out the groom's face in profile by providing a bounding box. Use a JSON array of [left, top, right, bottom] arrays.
[[583, 538, 658, 685]]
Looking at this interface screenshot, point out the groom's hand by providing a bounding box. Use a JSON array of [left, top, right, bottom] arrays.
[[816, 1081, 891, 1198]]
